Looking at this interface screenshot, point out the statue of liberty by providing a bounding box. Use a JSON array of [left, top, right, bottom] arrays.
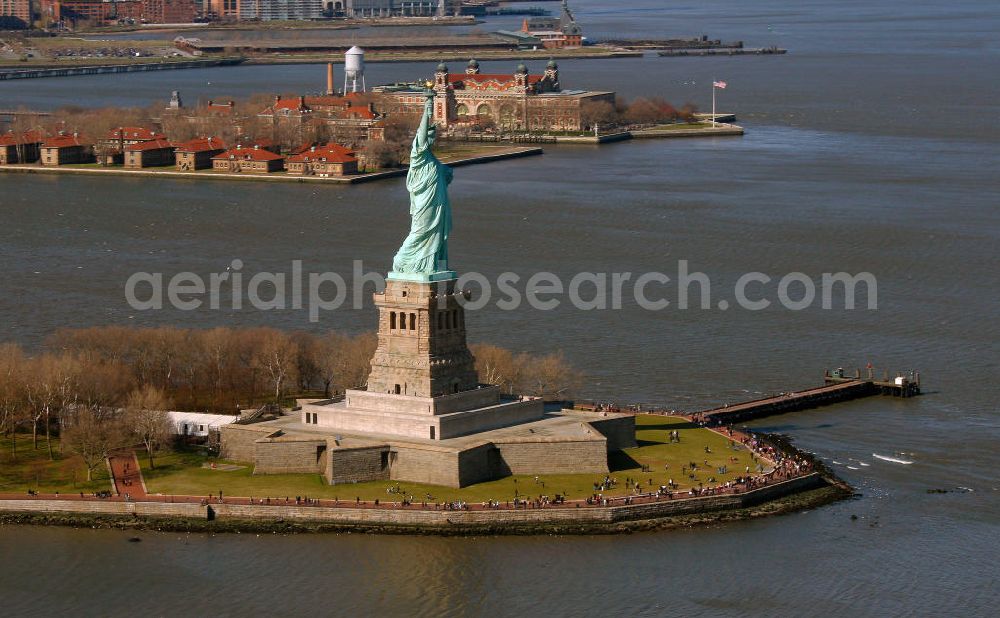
[[390, 91, 454, 279]]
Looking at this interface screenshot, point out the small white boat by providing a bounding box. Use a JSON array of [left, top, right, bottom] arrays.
[[873, 453, 914, 465], [832, 460, 844, 465], [858, 462, 870, 467], [847, 466, 859, 470]]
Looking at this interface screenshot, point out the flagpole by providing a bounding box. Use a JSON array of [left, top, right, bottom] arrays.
[[712, 77, 716, 127]]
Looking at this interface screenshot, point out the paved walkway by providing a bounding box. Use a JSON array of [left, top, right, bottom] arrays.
[[108, 451, 146, 499]]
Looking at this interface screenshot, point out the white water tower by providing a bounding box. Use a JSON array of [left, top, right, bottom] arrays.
[[344, 46, 366, 94]]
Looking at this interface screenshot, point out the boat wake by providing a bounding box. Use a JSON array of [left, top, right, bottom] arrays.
[[873, 453, 914, 465]]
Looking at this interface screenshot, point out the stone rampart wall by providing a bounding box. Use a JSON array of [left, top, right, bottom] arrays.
[[389, 445, 462, 487], [494, 439, 609, 476], [254, 439, 326, 475], [219, 425, 271, 462], [586, 415, 637, 450], [437, 399, 544, 439], [328, 446, 390, 484]]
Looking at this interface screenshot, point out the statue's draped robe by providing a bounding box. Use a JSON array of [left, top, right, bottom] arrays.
[[392, 124, 453, 274]]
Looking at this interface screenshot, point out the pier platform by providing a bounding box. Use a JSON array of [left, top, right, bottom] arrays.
[[696, 368, 920, 425], [572, 367, 921, 426]]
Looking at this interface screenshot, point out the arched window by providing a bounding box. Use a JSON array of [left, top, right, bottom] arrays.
[[390, 311, 396, 330], [437, 312, 444, 330], [476, 103, 493, 118], [456, 104, 469, 116], [409, 313, 417, 330]]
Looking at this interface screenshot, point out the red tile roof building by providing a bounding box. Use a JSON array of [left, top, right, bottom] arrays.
[[211, 144, 284, 174], [0, 130, 44, 164], [520, 1, 584, 49], [174, 136, 226, 170], [40, 134, 94, 166], [124, 138, 176, 168], [286, 143, 358, 177], [97, 126, 167, 165], [258, 94, 383, 147]]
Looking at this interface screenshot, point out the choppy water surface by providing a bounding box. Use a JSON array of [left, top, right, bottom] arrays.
[[1, 1, 998, 616]]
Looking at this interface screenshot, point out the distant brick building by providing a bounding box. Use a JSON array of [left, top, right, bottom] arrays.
[[141, 0, 196, 23], [40, 134, 93, 166], [174, 136, 226, 170], [257, 93, 384, 147], [96, 126, 167, 165], [124, 139, 176, 168], [211, 144, 284, 173], [383, 60, 615, 133], [286, 143, 358, 177], [521, 1, 583, 49], [0, 0, 31, 28], [0, 131, 44, 164], [41, 0, 144, 25]]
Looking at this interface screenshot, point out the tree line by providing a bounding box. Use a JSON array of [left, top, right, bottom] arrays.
[[0, 326, 582, 470], [580, 96, 700, 130]]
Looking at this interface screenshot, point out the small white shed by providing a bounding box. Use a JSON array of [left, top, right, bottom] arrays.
[[167, 412, 239, 437]]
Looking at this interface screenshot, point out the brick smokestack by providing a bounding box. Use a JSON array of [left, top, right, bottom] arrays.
[[326, 62, 334, 96]]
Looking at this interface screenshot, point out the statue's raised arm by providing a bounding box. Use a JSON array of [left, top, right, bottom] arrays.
[[390, 89, 455, 280], [413, 96, 434, 152]]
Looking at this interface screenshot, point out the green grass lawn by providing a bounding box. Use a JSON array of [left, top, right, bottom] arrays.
[[0, 435, 112, 495], [143, 415, 761, 504]]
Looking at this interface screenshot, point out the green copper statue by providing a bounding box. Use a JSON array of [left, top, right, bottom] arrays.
[[390, 91, 455, 281]]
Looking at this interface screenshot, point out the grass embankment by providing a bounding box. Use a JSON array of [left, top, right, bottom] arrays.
[[144, 415, 761, 503], [0, 436, 111, 495]]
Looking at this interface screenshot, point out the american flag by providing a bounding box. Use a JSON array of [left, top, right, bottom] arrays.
[[713, 80, 727, 89]]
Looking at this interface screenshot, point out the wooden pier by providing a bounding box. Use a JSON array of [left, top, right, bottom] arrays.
[[696, 368, 920, 425], [572, 367, 921, 425]]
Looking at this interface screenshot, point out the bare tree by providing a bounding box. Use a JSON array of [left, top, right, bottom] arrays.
[[516, 352, 582, 401], [360, 139, 400, 170], [311, 332, 376, 397], [62, 407, 125, 482], [0, 344, 25, 460], [580, 100, 619, 131], [252, 329, 299, 404], [124, 385, 172, 469], [470, 343, 519, 394], [22, 355, 57, 455]]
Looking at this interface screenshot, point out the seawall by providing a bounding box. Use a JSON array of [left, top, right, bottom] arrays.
[[0, 473, 841, 535]]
